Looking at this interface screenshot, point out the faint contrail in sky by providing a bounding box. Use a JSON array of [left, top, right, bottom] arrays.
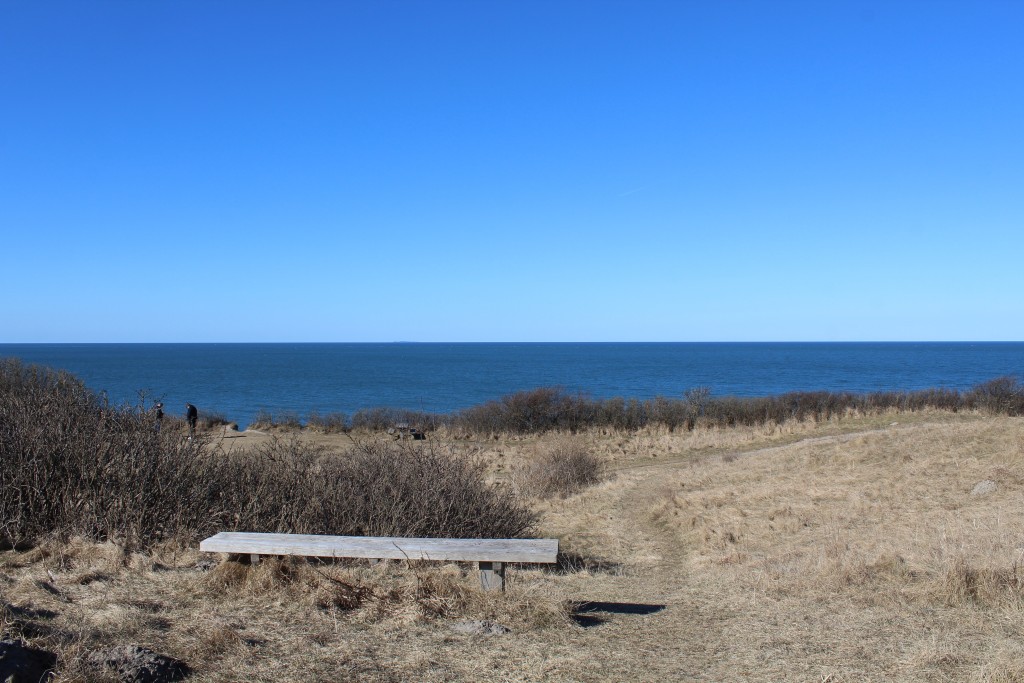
[[617, 187, 644, 197]]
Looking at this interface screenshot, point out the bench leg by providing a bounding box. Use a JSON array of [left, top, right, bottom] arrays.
[[478, 561, 505, 592]]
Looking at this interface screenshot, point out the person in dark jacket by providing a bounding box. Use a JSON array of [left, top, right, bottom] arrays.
[[154, 402, 164, 433], [185, 402, 198, 438]]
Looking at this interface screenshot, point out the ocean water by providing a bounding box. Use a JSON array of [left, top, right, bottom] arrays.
[[1, 343, 1022, 429]]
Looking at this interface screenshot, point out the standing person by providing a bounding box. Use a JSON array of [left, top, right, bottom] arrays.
[[154, 402, 164, 433], [185, 402, 198, 438]]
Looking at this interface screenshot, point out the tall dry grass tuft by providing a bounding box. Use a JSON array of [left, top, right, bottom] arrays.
[[201, 554, 568, 630], [937, 555, 1024, 608]]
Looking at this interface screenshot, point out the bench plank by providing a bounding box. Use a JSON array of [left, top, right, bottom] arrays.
[[200, 532, 558, 564]]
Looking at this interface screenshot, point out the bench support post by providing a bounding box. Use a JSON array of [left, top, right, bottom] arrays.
[[479, 561, 505, 591]]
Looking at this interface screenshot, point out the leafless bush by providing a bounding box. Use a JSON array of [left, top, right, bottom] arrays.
[[306, 411, 348, 433], [0, 360, 536, 549], [518, 437, 604, 499], [199, 411, 230, 429], [247, 410, 304, 430], [458, 388, 596, 434], [965, 377, 1024, 416], [450, 379, 1021, 436], [350, 407, 439, 433], [213, 437, 537, 539], [246, 410, 305, 430], [325, 439, 537, 538], [278, 411, 303, 429], [0, 359, 220, 549]]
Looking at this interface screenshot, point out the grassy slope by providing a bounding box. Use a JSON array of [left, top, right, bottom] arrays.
[[3, 411, 1024, 682]]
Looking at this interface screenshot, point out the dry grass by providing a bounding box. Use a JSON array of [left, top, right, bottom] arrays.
[[2, 542, 572, 682], [646, 415, 1024, 680], [4, 412, 1024, 680], [652, 418, 1024, 598], [514, 435, 606, 499]]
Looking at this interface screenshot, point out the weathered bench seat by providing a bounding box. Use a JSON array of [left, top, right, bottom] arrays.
[[200, 532, 559, 590]]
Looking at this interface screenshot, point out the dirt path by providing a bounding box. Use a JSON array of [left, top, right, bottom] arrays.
[[542, 421, 928, 681], [537, 452, 737, 679]]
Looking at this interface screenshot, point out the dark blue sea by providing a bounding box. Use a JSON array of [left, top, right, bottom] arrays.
[[1, 343, 1021, 429]]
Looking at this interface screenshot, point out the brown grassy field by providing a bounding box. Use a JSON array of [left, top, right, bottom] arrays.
[[4, 411, 1024, 681]]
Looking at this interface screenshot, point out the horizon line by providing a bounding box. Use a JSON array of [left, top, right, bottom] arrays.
[[2, 340, 1023, 345]]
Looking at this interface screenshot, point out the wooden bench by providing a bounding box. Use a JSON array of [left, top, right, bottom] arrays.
[[199, 532, 559, 591], [387, 423, 425, 440]]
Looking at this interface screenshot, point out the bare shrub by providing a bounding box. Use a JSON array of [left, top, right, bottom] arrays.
[[323, 439, 537, 538], [966, 377, 1024, 416], [246, 410, 302, 430], [306, 411, 348, 433], [451, 378, 1024, 437], [196, 436, 538, 540], [277, 411, 303, 429], [0, 359, 221, 549], [351, 407, 438, 433], [457, 388, 592, 434], [199, 411, 230, 430], [245, 378, 1024, 440], [0, 360, 536, 550], [518, 437, 604, 499]]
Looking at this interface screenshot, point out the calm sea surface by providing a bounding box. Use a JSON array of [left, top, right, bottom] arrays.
[[2, 343, 1021, 428]]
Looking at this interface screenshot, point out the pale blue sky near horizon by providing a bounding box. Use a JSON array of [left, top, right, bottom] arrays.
[[2, 1, 1022, 343]]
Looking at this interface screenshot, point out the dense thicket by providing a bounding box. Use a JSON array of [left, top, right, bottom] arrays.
[[340, 377, 1023, 435], [0, 359, 536, 549]]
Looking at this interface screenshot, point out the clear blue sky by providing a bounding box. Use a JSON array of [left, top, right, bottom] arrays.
[[2, 0, 1022, 342]]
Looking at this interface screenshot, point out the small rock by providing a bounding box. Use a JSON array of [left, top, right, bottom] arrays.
[[972, 480, 997, 496], [86, 645, 189, 683], [193, 558, 216, 571], [0, 638, 57, 683], [450, 619, 510, 636]]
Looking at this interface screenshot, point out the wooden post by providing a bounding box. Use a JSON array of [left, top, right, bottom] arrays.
[[479, 561, 505, 591]]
